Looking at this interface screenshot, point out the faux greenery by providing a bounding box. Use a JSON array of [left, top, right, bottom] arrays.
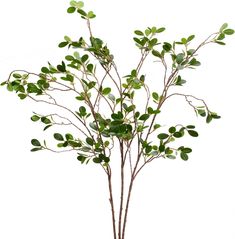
[[1, 1, 234, 239]]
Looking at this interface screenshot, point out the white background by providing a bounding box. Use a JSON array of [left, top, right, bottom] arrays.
[[0, 0, 235, 238]]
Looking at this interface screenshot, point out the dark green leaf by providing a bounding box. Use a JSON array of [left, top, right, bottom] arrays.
[[31, 139, 41, 147], [54, 133, 64, 141], [158, 133, 169, 140], [159, 144, 165, 152], [86, 137, 94, 146], [65, 133, 73, 140], [180, 152, 188, 161], [43, 125, 52, 131], [77, 8, 87, 16], [214, 41, 226, 45], [79, 106, 86, 116], [139, 114, 150, 121], [41, 117, 51, 124], [58, 41, 69, 48], [77, 155, 86, 163], [81, 54, 89, 63], [173, 132, 183, 138], [169, 127, 176, 134], [182, 148, 192, 153], [13, 73, 22, 78], [186, 125, 195, 129], [87, 64, 94, 73], [93, 157, 102, 163], [163, 42, 172, 52], [188, 130, 199, 137], [206, 114, 213, 123], [31, 148, 42, 152], [134, 30, 144, 36]]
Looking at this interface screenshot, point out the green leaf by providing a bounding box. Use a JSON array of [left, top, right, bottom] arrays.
[[31, 115, 40, 122], [180, 152, 188, 161], [187, 35, 195, 42], [99, 153, 110, 163], [220, 23, 228, 32], [134, 30, 144, 36], [79, 106, 86, 116], [77, 155, 86, 163], [139, 114, 150, 121], [58, 41, 69, 48], [223, 29, 235, 35], [41, 67, 50, 74], [93, 157, 102, 163], [65, 55, 74, 61], [41, 117, 51, 124], [173, 132, 183, 138], [166, 155, 176, 159], [206, 114, 213, 123], [67, 7, 76, 13], [87, 11, 96, 19], [159, 144, 165, 152], [54, 133, 64, 141], [77, 8, 87, 16], [214, 41, 226, 45], [65, 133, 74, 141], [158, 133, 169, 140], [189, 58, 201, 66], [182, 148, 192, 153], [154, 124, 161, 130], [43, 125, 52, 131], [217, 33, 225, 40], [169, 127, 176, 134], [163, 42, 172, 52], [81, 54, 89, 63], [152, 92, 159, 101], [186, 125, 195, 129], [7, 83, 13, 91], [31, 139, 41, 147], [156, 27, 165, 33], [68, 140, 81, 148], [31, 148, 42, 152], [152, 50, 162, 58], [18, 93, 27, 100], [188, 130, 199, 137], [13, 73, 22, 78], [87, 64, 94, 73], [102, 87, 111, 95], [86, 137, 94, 146], [176, 53, 184, 64], [89, 122, 98, 130]]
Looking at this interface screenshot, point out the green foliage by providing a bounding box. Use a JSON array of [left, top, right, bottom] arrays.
[[1, 2, 232, 166]]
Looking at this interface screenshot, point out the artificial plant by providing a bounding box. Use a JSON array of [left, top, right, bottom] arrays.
[[1, 1, 234, 239]]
